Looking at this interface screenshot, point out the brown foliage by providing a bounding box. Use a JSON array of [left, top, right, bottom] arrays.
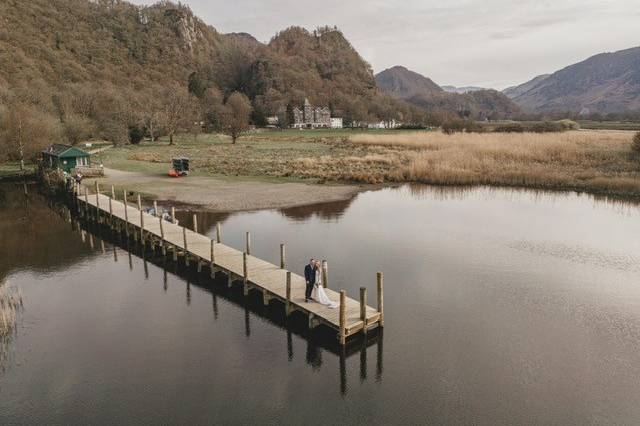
[[219, 92, 252, 144]]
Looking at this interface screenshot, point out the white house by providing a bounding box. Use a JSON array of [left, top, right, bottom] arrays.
[[330, 117, 343, 129]]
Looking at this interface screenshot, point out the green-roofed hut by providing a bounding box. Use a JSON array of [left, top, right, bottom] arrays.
[[42, 144, 91, 173]]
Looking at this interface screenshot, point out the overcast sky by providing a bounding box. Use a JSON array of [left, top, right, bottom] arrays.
[[130, 0, 639, 89]]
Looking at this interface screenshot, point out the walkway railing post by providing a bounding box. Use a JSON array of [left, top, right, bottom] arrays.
[[339, 290, 347, 345], [322, 260, 329, 288], [159, 216, 166, 256], [280, 244, 286, 269], [377, 272, 384, 327], [245, 232, 251, 255], [138, 194, 144, 247], [216, 223, 221, 243], [360, 287, 367, 335], [210, 240, 215, 278], [243, 252, 249, 296], [153, 201, 158, 217], [286, 271, 292, 316], [183, 226, 189, 266], [192, 214, 198, 234], [95, 181, 100, 222], [171, 207, 176, 224], [123, 190, 129, 237]]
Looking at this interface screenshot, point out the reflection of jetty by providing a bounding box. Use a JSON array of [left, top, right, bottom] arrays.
[[71, 182, 384, 345]]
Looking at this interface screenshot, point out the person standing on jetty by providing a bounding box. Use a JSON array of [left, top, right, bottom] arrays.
[[304, 258, 316, 303]]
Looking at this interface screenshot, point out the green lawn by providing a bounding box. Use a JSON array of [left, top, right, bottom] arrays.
[[0, 162, 36, 178]]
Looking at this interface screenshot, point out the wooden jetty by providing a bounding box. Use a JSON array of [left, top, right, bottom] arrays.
[[71, 181, 384, 344]]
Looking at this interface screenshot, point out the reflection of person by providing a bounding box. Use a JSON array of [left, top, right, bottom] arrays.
[[311, 260, 338, 308], [304, 258, 316, 303]]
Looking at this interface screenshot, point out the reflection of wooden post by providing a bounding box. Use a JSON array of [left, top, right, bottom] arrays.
[[377, 272, 384, 327], [339, 290, 346, 345], [216, 223, 221, 243], [360, 287, 367, 335], [243, 252, 249, 296], [285, 271, 292, 315], [193, 214, 198, 233], [280, 244, 286, 269], [322, 260, 329, 288], [245, 232, 251, 255]]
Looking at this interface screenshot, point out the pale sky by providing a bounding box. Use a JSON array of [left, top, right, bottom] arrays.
[[129, 0, 640, 89]]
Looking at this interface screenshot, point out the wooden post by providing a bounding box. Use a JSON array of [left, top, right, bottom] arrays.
[[243, 252, 249, 296], [280, 244, 286, 269], [137, 194, 142, 211], [216, 223, 221, 243], [377, 272, 384, 327], [94, 181, 100, 222], [139, 208, 145, 247], [285, 271, 292, 316], [159, 217, 166, 256], [171, 206, 176, 224], [123, 190, 129, 237], [111, 185, 116, 200], [84, 187, 89, 218], [360, 287, 367, 335], [183, 226, 189, 266], [210, 240, 215, 278], [192, 214, 198, 233], [339, 290, 346, 345], [322, 260, 329, 288], [245, 231, 251, 255], [172, 244, 178, 262], [153, 201, 158, 217]]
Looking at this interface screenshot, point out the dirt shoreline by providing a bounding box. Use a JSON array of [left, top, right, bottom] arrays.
[[86, 168, 373, 212]]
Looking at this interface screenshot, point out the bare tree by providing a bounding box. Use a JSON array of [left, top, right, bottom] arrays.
[[160, 85, 197, 145], [0, 101, 63, 167], [219, 92, 253, 144]]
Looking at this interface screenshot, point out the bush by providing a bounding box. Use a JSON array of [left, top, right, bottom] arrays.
[[494, 123, 524, 133], [633, 132, 640, 153], [129, 125, 145, 144]]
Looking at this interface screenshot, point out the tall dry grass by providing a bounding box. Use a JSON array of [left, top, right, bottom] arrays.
[[349, 131, 640, 196], [0, 285, 23, 338]]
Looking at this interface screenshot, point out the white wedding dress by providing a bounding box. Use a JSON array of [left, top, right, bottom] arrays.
[[311, 268, 338, 308]]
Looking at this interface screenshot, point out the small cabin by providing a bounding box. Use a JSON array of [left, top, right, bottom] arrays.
[[42, 144, 91, 173]]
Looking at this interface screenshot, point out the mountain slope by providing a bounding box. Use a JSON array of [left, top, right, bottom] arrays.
[[375, 66, 442, 99], [503, 74, 550, 99], [506, 47, 640, 114], [376, 66, 520, 120]]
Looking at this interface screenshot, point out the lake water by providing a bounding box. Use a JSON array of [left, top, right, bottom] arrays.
[[2, 183, 640, 425]]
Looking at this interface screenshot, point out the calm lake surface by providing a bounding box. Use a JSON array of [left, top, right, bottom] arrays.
[[2, 182, 640, 425]]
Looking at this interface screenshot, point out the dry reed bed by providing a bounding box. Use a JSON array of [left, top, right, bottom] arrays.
[[0, 286, 23, 337], [349, 131, 640, 195]]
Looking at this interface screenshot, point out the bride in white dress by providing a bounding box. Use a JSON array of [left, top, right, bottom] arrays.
[[311, 261, 338, 308]]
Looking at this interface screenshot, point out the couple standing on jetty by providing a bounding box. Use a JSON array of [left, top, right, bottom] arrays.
[[304, 259, 338, 308]]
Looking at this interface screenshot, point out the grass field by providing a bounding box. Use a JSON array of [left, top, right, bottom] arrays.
[[97, 129, 640, 198], [0, 162, 36, 178], [578, 121, 640, 131]]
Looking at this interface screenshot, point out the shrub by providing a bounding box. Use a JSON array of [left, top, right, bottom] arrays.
[[494, 123, 524, 133], [128, 125, 145, 144], [633, 132, 640, 153]]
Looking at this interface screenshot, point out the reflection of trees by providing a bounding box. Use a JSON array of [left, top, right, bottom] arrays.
[[279, 198, 355, 222], [0, 184, 90, 282]]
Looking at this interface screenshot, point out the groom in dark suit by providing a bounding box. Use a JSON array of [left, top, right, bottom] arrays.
[[304, 258, 316, 303]]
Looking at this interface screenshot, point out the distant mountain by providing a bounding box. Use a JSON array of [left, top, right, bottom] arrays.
[[442, 85, 488, 94], [503, 74, 550, 99], [505, 47, 640, 114], [375, 66, 443, 99], [376, 66, 520, 120]]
